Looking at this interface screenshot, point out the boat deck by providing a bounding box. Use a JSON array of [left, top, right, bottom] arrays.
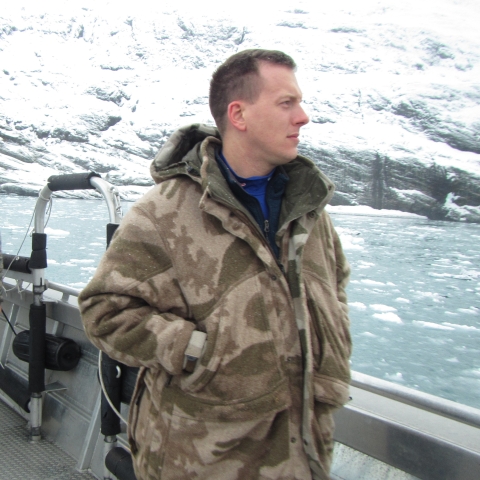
[[1, 274, 480, 480], [0, 397, 96, 480]]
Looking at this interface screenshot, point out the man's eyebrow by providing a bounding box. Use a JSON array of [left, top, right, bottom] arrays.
[[279, 93, 303, 101]]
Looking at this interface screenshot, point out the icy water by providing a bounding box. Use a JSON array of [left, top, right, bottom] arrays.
[[1, 195, 479, 409]]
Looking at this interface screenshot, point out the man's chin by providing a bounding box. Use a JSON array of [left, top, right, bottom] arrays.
[[286, 148, 299, 162]]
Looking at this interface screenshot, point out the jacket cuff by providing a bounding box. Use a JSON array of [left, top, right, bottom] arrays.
[[166, 321, 197, 375], [313, 373, 351, 409]]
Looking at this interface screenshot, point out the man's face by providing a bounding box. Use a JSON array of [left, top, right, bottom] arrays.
[[241, 62, 309, 172]]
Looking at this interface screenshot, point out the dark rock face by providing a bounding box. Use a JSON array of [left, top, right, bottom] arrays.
[[0, 3, 479, 222]]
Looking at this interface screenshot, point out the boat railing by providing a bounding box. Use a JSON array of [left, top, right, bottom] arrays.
[[351, 371, 480, 429], [2, 267, 480, 480], [1, 171, 479, 479]]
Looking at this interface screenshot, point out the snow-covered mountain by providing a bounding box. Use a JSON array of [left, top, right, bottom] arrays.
[[1, 0, 479, 222]]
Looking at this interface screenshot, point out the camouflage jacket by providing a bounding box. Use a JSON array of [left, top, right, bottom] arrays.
[[79, 124, 351, 480]]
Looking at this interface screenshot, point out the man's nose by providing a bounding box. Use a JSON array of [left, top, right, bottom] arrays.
[[296, 105, 309, 126]]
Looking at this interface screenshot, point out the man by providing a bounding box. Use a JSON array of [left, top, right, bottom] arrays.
[[79, 49, 351, 480]]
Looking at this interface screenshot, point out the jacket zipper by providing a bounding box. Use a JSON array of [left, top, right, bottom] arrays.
[[231, 208, 279, 265], [207, 192, 284, 272]]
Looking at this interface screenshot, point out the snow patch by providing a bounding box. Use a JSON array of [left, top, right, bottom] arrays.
[[327, 205, 427, 219]]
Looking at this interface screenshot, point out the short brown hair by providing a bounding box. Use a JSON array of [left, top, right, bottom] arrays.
[[209, 49, 296, 134]]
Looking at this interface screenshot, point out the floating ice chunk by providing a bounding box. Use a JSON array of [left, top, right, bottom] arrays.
[[373, 312, 403, 324], [70, 259, 95, 264], [370, 304, 397, 312], [458, 307, 479, 315], [44, 227, 70, 237], [361, 279, 385, 286], [443, 322, 479, 331], [412, 291, 444, 303], [446, 357, 460, 363], [359, 332, 377, 337], [429, 272, 479, 280], [395, 297, 411, 304], [81, 267, 97, 272], [385, 372, 404, 382], [357, 261, 374, 270], [336, 232, 365, 251], [464, 270, 480, 279], [413, 321, 455, 330], [349, 302, 367, 310], [358, 261, 375, 267]]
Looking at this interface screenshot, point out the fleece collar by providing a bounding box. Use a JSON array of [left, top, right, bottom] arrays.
[[149, 123, 336, 221]]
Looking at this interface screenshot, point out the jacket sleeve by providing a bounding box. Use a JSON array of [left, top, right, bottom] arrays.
[[78, 204, 196, 374], [331, 218, 350, 318], [326, 214, 350, 317]]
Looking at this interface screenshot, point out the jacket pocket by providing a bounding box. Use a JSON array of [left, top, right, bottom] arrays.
[[305, 276, 351, 408], [176, 283, 285, 405], [128, 367, 147, 454], [128, 368, 174, 479], [158, 382, 292, 480]]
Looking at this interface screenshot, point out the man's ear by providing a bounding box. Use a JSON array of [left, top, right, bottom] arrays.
[[227, 101, 247, 132]]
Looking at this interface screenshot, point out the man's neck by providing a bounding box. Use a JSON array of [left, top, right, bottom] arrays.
[[222, 136, 275, 178]]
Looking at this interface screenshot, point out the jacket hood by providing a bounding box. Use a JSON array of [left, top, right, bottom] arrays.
[[150, 124, 220, 184], [149, 123, 336, 214]]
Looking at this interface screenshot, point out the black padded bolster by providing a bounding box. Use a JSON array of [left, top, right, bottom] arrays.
[[29, 303, 46, 394], [107, 223, 119, 248], [29, 233, 47, 269], [3, 254, 31, 273], [47, 172, 101, 192], [105, 447, 137, 480]]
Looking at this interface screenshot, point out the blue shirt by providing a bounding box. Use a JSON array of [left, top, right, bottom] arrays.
[[216, 149, 288, 259], [218, 151, 274, 219]]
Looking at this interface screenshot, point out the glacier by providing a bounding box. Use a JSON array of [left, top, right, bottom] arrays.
[[0, 0, 479, 222]]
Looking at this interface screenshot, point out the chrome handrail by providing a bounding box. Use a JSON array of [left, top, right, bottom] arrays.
[[351, 371, 480, 429]]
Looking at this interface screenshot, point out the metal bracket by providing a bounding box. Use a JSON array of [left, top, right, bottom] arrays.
[[44, 382, 67, 393]]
